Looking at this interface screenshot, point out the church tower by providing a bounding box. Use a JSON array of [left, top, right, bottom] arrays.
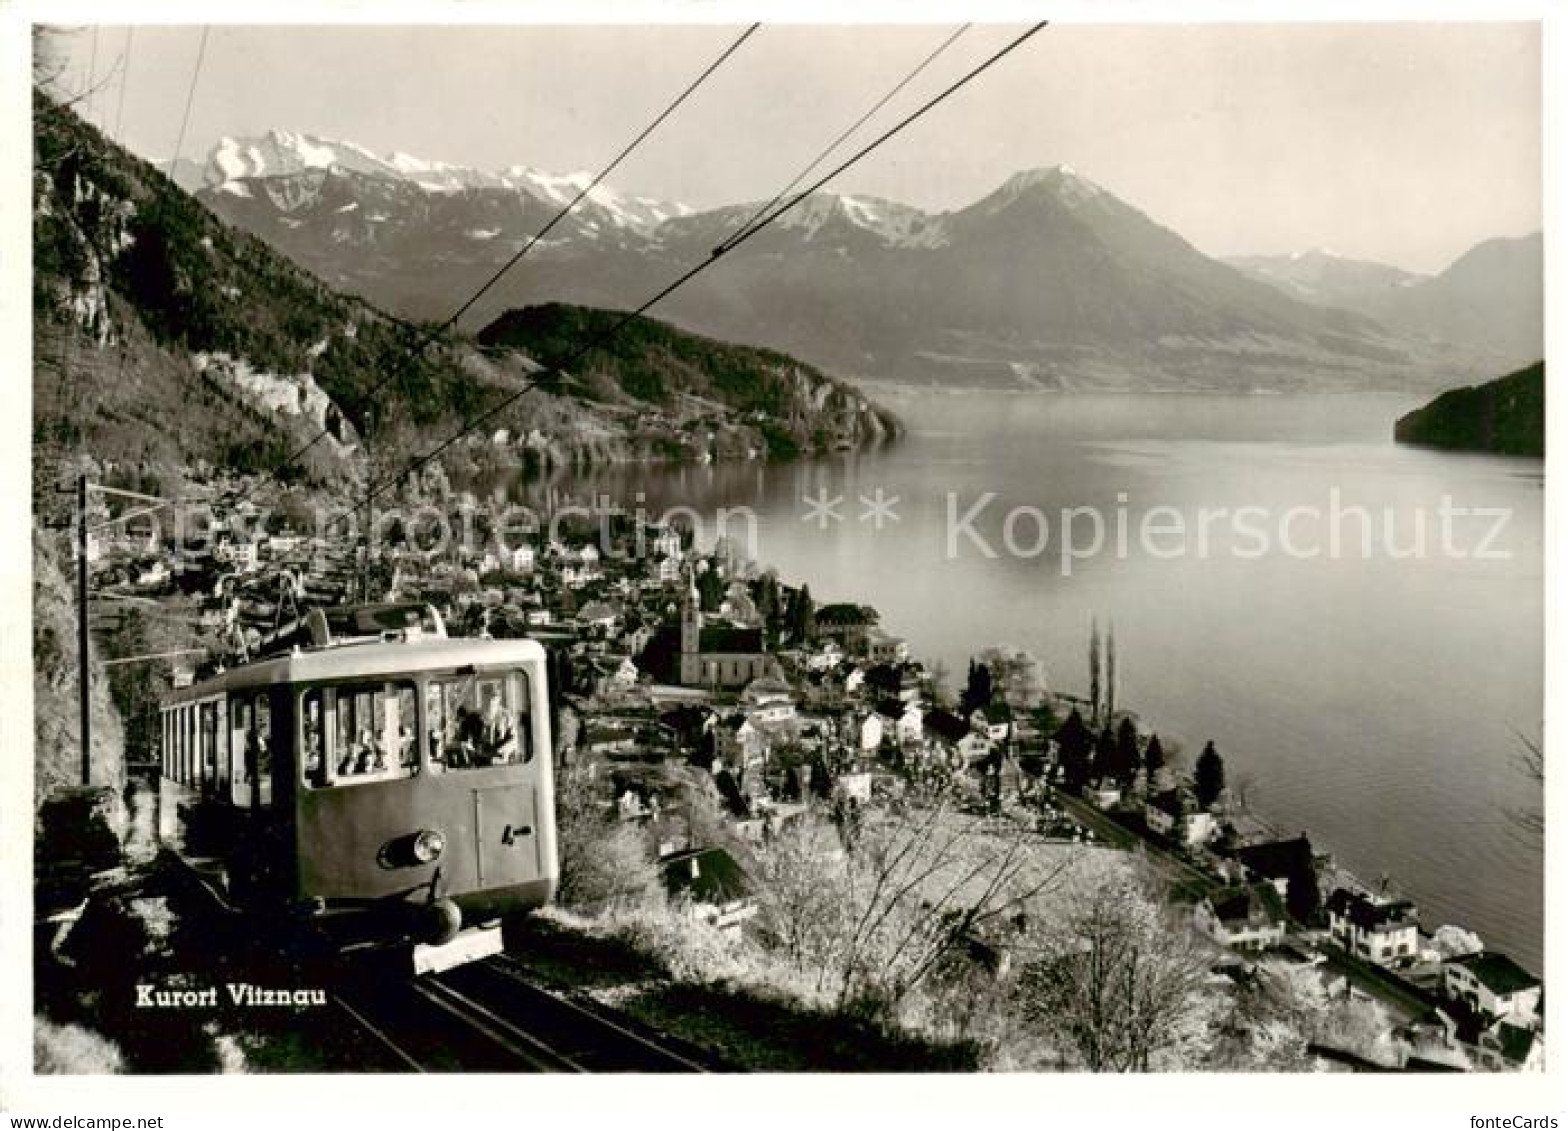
[[679, 568, 703, 684]]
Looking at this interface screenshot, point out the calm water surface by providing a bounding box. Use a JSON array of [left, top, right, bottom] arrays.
[[546, 392, 1543, 970]]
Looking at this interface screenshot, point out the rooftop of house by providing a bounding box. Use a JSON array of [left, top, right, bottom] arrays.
[[925, 709, 971, 744], [743, 674, 794, 698], [1204, 882, 1288, 929], [1235, 835, 1315, 880], [1325, 888, 1419, 932], [1485, 1019, 1541, 1065], [1447, 950, 1541, 996], [660, 846, 752, 906]]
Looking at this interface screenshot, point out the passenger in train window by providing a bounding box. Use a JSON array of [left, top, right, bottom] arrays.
[[482, 683, 517, 762], [455, 705, 486, 766], [303, 692, 327, 787]]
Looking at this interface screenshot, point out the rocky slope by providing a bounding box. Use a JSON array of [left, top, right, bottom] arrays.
[[34, 97, 893, 495]]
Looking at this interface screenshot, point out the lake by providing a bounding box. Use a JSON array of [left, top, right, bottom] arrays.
[[545, 391, 1545, 971]]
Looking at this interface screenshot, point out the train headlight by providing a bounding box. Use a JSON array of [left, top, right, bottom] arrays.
[[412, 829, 446, 864]]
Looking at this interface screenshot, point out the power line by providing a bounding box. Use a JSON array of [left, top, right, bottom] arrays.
[[326, 21, 1048, 535], [112, 27, 133, 142], [84, 25, 99, 117], [731, 24, 1046, 249], [166, 26, 209, 179], [243, 22, 762, 494], [717, 22, 970, 255]]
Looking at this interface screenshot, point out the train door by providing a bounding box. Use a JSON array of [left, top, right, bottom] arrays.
[[426, 669, 547, 891], [225, 687, 296, 903]]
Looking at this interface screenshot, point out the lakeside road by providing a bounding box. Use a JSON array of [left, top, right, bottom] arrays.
[[1048, 785, 1446, 1024], [1051, 789, 1215, 900]]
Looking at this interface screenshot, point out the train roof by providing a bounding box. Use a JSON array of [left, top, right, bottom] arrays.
[[165, 635, 549, 705]]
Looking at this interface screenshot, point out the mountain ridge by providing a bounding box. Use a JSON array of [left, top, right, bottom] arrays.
[[189, 133, 1536, 394]]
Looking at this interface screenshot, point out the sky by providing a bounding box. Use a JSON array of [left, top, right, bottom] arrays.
[[51, 21, 1541, 274]]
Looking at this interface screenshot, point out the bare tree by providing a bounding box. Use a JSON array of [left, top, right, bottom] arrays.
[[1016, 871, 1215, 1071], [752, 801, 1079, 1020]]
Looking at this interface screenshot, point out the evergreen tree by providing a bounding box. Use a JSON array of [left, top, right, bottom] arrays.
[[961, 660, 995, 714], [1144, 733, 1166, 782], [697, 563, 725, 612], [1105, 622, 1117, 720], [1115, 717, 1140, 789], [1054, 708, 1094, 794], [791, 584, 816, 643], [1088, 619, 1102, 723], [1195, 741, 1226, 810], [755, 572, 782, 640], [1092, 726, 1121, 784]]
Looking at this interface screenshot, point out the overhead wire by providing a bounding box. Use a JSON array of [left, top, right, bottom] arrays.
[[165, 26, 209, 180], [324, 22, 1048, 536], [249, 22, 763, 487], [112, 27, 134, 141], [715, 22, 971, 255]]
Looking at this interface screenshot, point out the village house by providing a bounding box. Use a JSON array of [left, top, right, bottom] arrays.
[[1325, 888, 1420, 967], [865, 628, 909, 665], [508, 545, 536, 573], [853, 710, 884, 754], [923, 708, 990, 767], [804, 640, 846, 672], [655, 555, 683, 585], [716, 714, 766, 773], [1088, 782, 1122, 810], [741, 675, 796, 724], [660, 847, 758, 935], [577, 599, 620, 634], [1441, 951, 1542, 1026], [1193, 882, 1289, 950], [875, 699, 923, 747], [970, 701, 1014, 744], [648, 526, 683, 561], [1467, 1017, 1546, 1072], [865, 662, 921, 704], [1233, 834, 1320, 915], [1145, 790, 1218, 847]]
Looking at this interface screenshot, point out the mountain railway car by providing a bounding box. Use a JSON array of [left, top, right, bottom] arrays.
[[158, 605, 557, 974]]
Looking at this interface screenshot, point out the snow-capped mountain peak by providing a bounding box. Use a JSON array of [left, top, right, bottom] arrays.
[[992, 164, 1106, 208], [198, 132, 689, 235]]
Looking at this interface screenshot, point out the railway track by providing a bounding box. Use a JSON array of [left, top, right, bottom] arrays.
[[334, 954, 719, 1073]]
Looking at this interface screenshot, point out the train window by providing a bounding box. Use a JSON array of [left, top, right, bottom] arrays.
[[212, 699, 230, 796], [308, 681, 418, 788], [200, 702, 219, 794], [229, 694, 273, 807], [230, 696, 254, 806], [301, 690, 328, 789], [255, 696, 273, 807], [427, 671, 532, 773]]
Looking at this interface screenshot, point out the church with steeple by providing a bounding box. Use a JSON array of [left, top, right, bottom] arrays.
[[679, 570, 768, 689]]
